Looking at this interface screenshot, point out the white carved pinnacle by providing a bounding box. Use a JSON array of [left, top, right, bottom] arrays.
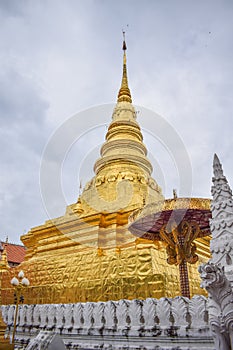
[[209, 154, 233, 278], [199, 154, 233, 350], [213, 153, 224, 179]]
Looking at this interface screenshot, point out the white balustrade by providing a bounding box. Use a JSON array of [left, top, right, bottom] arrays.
[[1, 296, 214, 347]]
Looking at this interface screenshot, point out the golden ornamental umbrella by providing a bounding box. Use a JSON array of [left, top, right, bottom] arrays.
[[128, 198, 211, 298]]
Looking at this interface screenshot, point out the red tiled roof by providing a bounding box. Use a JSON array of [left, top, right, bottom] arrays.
[[1, 242, 26, 264]]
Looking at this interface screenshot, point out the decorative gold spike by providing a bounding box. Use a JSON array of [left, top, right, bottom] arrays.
[[0, 246, 9, 271], [122, 31, 127, 51], [117, 34, 132, 103]]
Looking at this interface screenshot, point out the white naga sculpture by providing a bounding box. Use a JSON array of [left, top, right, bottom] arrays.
[[199, 263, 233, 349], [200, 154, 233, 350]]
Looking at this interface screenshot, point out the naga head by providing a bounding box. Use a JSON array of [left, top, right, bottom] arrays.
[[198, 262, 226, 290]]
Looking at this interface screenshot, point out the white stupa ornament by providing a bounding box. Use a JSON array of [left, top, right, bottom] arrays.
[[210, 153, 233, 282]]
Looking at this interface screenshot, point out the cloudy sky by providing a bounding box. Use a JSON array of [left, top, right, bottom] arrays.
[[0, 0, 233, 244]]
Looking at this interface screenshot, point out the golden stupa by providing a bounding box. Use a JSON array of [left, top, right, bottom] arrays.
[[1, 40, 211, 305]]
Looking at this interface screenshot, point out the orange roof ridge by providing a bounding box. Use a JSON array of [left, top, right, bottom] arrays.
[[0, 240, 25, 247]]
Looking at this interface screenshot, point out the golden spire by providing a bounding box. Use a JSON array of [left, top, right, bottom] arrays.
[[0, 246, 9, 271], [117, 32, 132, 103]]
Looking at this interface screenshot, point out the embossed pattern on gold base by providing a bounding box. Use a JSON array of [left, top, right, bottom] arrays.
[[1, 217, 207, 305]]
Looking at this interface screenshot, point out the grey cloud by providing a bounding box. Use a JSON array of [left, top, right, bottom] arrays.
[[0, 65, 50, 243], [0, 0, 28, 17], [0, 66, 49, 152]]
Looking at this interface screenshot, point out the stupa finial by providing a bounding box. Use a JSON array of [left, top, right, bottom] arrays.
[[117, 31, 132, 103]]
